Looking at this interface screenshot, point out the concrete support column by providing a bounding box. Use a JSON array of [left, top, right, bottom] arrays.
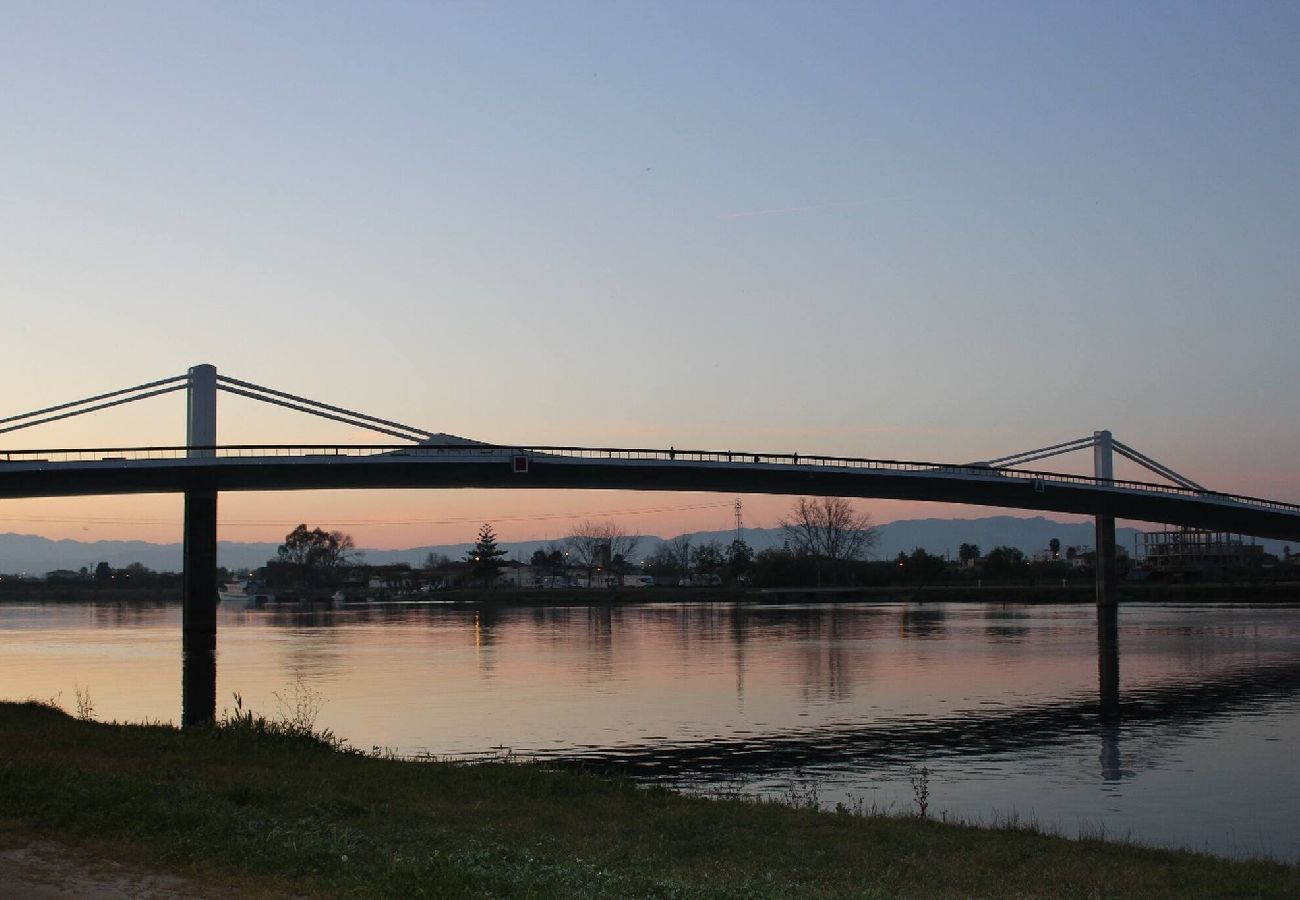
[[182, 364, 219, 727], [182, 489, 218, 727], [1093, 430, 1117, 608], [1095, 514, 1118, 607]]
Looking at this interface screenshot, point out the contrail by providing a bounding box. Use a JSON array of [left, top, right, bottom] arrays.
[[723, 200, 862, 219]]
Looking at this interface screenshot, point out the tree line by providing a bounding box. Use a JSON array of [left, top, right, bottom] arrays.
[[261, 501, 1112, 593]]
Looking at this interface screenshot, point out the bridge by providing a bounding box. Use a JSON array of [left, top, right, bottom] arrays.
[[5, 364, 1300, 726]]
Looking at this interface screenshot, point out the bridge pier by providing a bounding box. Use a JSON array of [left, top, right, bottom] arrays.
[[182, 489, 218, 727], [1095, 515, 1118, 607], [181, 364, 219, 728]]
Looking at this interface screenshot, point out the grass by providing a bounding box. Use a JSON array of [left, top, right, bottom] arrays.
[[1, 701, 1297, 898]]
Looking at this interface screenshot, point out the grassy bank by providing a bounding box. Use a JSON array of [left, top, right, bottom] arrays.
[[1, 702, 1296, 898]]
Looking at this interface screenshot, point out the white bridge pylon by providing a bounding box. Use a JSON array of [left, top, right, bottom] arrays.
[[0, 363, 481, 447], [975, 431, 1207, 493]]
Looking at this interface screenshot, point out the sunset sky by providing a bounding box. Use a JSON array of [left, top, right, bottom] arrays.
[[2, 2, 1297, 549]]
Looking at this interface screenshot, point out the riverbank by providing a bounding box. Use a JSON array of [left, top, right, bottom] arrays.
[[0, 585, 180, 603], [1, 702, 1295, 898], [6, 581, 1300, 606], [396, 581, 1300, 606]]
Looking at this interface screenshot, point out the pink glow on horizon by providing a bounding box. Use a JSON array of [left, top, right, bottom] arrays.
[[0, 490, 1095, 550]]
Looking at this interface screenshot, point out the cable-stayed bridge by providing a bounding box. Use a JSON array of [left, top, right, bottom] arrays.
[[4, 364, 1299, 725], [4, 366, 1299, 537]]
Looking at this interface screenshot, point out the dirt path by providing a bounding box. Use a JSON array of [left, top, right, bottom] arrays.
[[0, 839, 218, 899]]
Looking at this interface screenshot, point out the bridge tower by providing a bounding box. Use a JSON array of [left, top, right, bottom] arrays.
[[182, 364, 219, 727], [1093, 430, 1118, 607]]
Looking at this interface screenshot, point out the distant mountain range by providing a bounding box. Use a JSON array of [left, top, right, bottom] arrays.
[[4, 517, 1286, 577]]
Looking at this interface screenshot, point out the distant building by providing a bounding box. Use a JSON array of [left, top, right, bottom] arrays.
[[497, 560, 538, 588], [1139, 528, 1264, 576]]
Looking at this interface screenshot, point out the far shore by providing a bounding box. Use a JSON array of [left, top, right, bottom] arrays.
[[4, 581, 1300, 606]]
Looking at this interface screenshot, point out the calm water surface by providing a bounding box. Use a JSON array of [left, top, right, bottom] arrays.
[[3, 598, 1298, 862]]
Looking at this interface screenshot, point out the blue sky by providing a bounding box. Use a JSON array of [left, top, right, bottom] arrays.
[[2, 2, 1297, 546]]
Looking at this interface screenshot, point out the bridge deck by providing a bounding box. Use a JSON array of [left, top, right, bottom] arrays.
[[3, 444, 1299, 541]]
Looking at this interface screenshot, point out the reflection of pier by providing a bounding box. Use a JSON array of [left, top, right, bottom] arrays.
[[534, 651, 1300, 780], [218, 600, 1289, 785], [1098, 606, 1121, 779], [219, 600, 1287, 786]]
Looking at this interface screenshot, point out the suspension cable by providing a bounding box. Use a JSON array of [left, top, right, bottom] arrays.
[[983, 436, 1095, 467], [1112, 440, 1206, 492], [0, 383, 187, 435], [215, 384, 425, 441], [0, 374, 188, 427], [216, 375, 431, 441]]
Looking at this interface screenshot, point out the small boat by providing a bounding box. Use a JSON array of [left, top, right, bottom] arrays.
[[218, 580, 274, 609]]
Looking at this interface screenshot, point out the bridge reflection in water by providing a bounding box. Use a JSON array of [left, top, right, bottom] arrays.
[[406, 601, 1292, 789], [1099, 605, 1122, 780], [205, 600, 1300, 798]]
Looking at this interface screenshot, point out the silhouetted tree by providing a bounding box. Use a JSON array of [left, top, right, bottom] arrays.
[[94, 562, 113, 583], [567, 520, 639, 579], [958, 543, 981, 563], [779, 497, 879, 585], [726, 539, 754, 580], [277, 524, 357, 569], [529, 546, 565, 571], [984, 545, 1027, 579], [270, 525, 358, 592], [423, 551, 453, 569], [666, 535, 693, 580], [751, 547, 798, 587], [1049, 537, 1061, 559], [641, 544, 679, 579], [467, 524, 507, 587], [120, 562, 155, 584], [902, 547, 946, 583], [691, 540, 725, 576]]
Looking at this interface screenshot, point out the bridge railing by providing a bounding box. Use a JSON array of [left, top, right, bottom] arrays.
[[3, 443, 1299, 516]]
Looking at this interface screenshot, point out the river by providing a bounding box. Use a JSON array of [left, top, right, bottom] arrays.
[[2, 598, 1297, 863]]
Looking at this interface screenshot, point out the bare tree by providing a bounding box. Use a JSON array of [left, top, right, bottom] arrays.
[[667, 534, 693, 579], [566, 520, 640, 574], [641, 543, 678, 578], [779, 497, 879, 585], [423, 551, 453, 569]]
